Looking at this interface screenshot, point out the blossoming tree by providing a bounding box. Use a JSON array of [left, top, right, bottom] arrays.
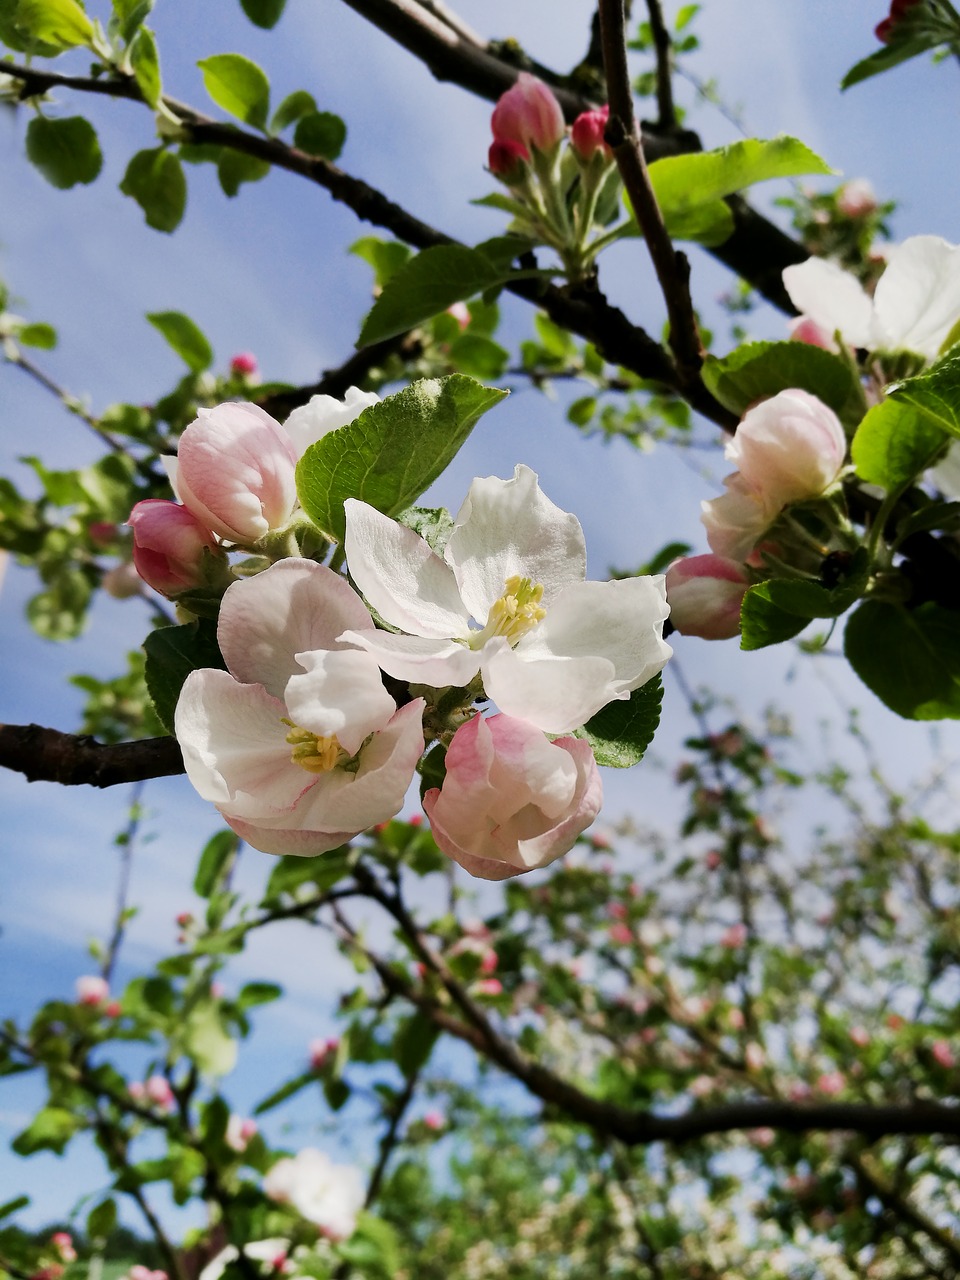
[[2, 1, 960, 1275]]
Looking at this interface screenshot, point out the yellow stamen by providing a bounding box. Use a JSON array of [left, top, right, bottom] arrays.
[[472, 574, 546, 649], [283, 720, 346, 774]]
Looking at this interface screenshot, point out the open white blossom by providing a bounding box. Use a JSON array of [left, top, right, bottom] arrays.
[[782, 234, 960, 360], [264, 1148, 364, 1240], [341, 464, 671, 735]]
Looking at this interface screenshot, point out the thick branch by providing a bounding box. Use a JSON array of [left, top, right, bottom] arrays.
[[0, 723, 183, 787]]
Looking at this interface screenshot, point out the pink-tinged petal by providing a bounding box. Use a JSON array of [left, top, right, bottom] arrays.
[[283, 387, 380, 458], [872, 235, 960, 358], [491, 73, 565, 153], [483, 641, 617, 735], [424, 714, 602, 880], [176, 402, 299, 543], [338, 629, 481, 689], [726, 390, 846, 508], [665, 555, 749, 640], [175, 670, 311, 819], [781, 257, 873, 349], [344, 500, 470, 637], [285, 649, 396, 755], [222, 816, 358, 859], [219, 560, 374, 698], [701, 473, 779, 561], [445, 464, 586, 619]]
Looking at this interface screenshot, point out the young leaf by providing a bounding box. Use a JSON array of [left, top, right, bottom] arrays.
[[194, 829, 238, 897], [15, 0, 94, 49], [358, 245, 516, 346], [143, 617, 225, 733], [842, 36, 939, 90], [26, 116, 102, 189], [293, 110, 346, 160], [702, 341, 864, 426], [16, 322, 57, 348], [146, 309, 213, 371], [739, 585, 810, 650], [845, 600, 960, 719], [183, 998, 238, 1077], [270, 88, 316, 134], [888, 348, 960, 439], [120, 148, 186, 232], [129, 25, 161, 107], [217, 147, 270, 196], [739, 559, 868, 652], [197, 53, 270, 130], [111, 0, 153, 46], [296, 375, 507, 541], [649, 136, 833, 213], [574, 676, 663, 768], [851, 397, 948, 489], [240, 0, 286, 27]]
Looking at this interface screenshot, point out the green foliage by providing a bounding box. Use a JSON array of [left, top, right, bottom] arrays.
[[194, 829, 239, 897], [14, 0, 94, 50], [129, 26, 161, 107], [143, 617, 225, 733], [845, 600, 960, 719], [145, 309, 213, 371], [26, 116, 103, 189], [197, 53, 271, 130], [740, 557, 869, 651], [574, 675, 663, 767], [120, 148, 187, 232], [703, 340, 865, 426], [851, 396, 948, 488], [216, 146, 270, 196], [293, 110, 346, 160], [888, 347, 960, 439], [239, 0, 286, 28], [296, 375, 507, 541], [109, 0, 153, 46]]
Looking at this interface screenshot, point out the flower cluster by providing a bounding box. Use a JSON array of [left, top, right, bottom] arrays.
[[165, 407, 671, 877], [487, 74, 617, 279], [263, 1148, 365, 1240], [875, 0, 924, 42]]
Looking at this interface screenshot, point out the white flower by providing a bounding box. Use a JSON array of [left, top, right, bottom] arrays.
[[174, 559, 424, 857], [341, 464, 672, 734], [782, 235, 960, 360], [264, 1149, 365, 1241], [283, 386, 380, 458], [199, 1241, 292, 1280]]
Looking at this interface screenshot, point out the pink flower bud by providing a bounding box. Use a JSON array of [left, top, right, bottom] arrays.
[[88, 520, 117, 548], [128, 1081, 146, 1102], [788, 315, 835, 349], [609, 923, 633, 945], [76, 974, 110, 1006], [422, 1110, 445, 1131], [104, 1001, 122, 1019], [446, 302, 471, 331], [479, 948, 499, 975], [850, 1025, 870, 1048], [727, 1007, 745, 1030], [144, 1075, 175, 1111], [705, 850, 722, 870], [309, 1036, 340, 1070], [51, 1235, 76, 1264], [665, 554, 749, 640], [488, 138, 529, 181], [725, 389, 847, 511], [174, 402, 299, 543], [720, 923, 748, 949], [570, 105, 610, 161], [748, 1127, 775, 1148], [491, 73, 565, 154], [230, 351, 259, 378], [128, 500, 225, 598], [176, 912, 193, 928], [474, 977, 503, 997], [836, 179, 877, 218], [225, 1114, 258, 1151], [816, 1070, 845, 1095], [931, 1039, 956, 1069], [423, 714, 603, 881]]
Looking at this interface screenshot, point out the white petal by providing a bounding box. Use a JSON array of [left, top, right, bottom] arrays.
[[284, 387, 380, 458], [285, 648, 396, 755], [175, 670, 310, 819], [218, 559, 374, 699], [872, 235, 960, 358], [339, 628, 481, 688], [781, 257, 873, 348], [482, 641, 619, 734], [223, 815, 358, 858], [344, 500, 470, 637], [445, 464, 586, 619]]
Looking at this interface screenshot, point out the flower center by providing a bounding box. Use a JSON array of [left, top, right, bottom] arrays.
[[283, 721, 347, 774], [472, 574, 546, 648]]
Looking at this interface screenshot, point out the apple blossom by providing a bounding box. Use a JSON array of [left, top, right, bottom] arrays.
[[75, 974, 109, 1006], [342, 464, 671, 734], [422, 712, 602, 880], [230, 351, 259, 378], [570, 105, 611, 161], [931, 1039, 956, 1069], [129, 499, 229, 597], [700, 472, 781, 562], [282, 385, 380, 459], [491, 72, 565, 156], [225, 1114, 258, 1151], [664, 554, 749, 640], [144, 1075, 176, 1111], [199, 1241, 294, 1280], [726, 390, 846, 510], [488, 138, 530, 182], [264, 1148, 364, 1240], [175, 559, 424, 857], [171, 402, 299, 544], [782, 235, 960, 360], [836, 178, 878, 219]]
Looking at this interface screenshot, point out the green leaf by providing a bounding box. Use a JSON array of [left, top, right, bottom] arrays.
[[237, 981, 282, 1009], [396, 505, 454, 555], [574, 676, 663, 768], [183, 998, 237, 1077], [335, 1214, 401, 1280], [270, 88, 316, 134], [12, 1106, 80, 1156], [194, 829, 238, 897], [851, 397, 948, 489], [740, 584, 811, 650], [120, 148, 186, 233], [662, 199, 734, 247], [240, 0, 286, 27], [888, 348, 960, 439], [86, 1197, 117, 1242], [446, 333, 509, 379], [296, 375, 507, 541], [358, 245, 515, 346], [253, 1070, 315, 1115], [129, 26, 161, 107], [27, 570, 92, 640], [895, 500, 960, 540], [845, 600, 960, 719], [197, 53, 270, 130], [143, 617, 225, 733], [293, 109, 346, 160], [146, 309, 213, 372], [350, 236, 412, 288], [842, 37, 938, 90], [0, 1195, 30, 1222], [110, 0, 153, 46], [739, 557, 868, 652], [702, 340, 864, 426], [217, 146, 270, 196], [15, 0, 94, 49], [16, 322, 57, 349], [649, 136, 833, 210], [26, 116, 102, 189], [264, 847, 353, 899], [394, 1012, 439, 1079]]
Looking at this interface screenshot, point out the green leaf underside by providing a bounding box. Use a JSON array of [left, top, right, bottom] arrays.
[[574, 676, 663, 768], [852, 397, 948, 488], [26, 116, 102, 189], [740, 558, 869, 651], [143, 619, 225, 734], [703, 341, 863, 426], [197, 53, 270, 130], [293, 110, 346, 160], [240, 0, 286, 28], [121, 149, 186, 232], [845, 601, 960, 719], [740, 587, 811, 651], [296, 375, 507, 542], [146, 310, 213, 371], [358, 245, 517, 347], [129, 25, 161, 107], [217, 147, 270, 196], [888, 349, 960, 440], [14, 0, 94, 49]]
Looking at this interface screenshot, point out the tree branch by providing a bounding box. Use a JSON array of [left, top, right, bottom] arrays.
[[0, 723, 183, 787], [644, 0, 676, 130]]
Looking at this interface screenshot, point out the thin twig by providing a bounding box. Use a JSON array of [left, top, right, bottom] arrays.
[[102, 780, 146, 985], [4, 345, 125, 452], [644, 0, 676, 130]]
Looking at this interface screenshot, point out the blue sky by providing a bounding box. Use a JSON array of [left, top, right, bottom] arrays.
[[1, 0, 959, 1227]]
